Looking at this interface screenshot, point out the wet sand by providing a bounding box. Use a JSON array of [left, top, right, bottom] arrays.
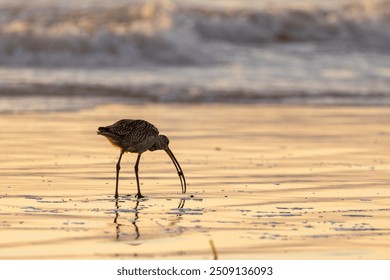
[[0, 104, 389, 259]]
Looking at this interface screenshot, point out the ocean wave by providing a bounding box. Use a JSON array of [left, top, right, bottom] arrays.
[[0, 0, 389, 67], [194, 0, 390, 47]]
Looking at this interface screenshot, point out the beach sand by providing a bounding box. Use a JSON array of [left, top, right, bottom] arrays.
[[0, 104, 389, 259]]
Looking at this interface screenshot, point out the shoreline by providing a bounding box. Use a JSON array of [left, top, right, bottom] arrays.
[[1, 97, 390, 115]]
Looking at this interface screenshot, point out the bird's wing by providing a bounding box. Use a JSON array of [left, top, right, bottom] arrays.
[[108, 119, 135, 135], [109, 119, 158, 134], [109, 119, 159, 146]]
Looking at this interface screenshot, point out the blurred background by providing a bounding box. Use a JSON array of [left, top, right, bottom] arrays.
[[0, 0, 389, 112]]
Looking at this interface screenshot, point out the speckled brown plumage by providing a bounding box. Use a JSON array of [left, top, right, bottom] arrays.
[[98, 119, 159, 153], [98, 119, 186, 198]]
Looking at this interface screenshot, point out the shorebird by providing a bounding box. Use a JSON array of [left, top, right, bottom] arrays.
[[97, 119, 186, 198]]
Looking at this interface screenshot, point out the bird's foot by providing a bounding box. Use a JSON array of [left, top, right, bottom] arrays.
[[135, 193, 145, 199]]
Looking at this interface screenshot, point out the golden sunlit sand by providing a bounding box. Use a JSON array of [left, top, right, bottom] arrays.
[[0, 104, 389, 259]]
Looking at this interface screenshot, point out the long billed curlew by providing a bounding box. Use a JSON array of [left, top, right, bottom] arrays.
[[97, 119, 186, 198]]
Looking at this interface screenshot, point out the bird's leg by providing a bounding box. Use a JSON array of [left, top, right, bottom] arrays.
[[115, 151, 124, 198], [134, 153, 144, 199]]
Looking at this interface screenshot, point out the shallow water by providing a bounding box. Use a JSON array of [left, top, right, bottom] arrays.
[[0, 104, 389, 259]]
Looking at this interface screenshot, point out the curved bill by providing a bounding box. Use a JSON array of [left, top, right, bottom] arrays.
[[165, 148, 187, 194]]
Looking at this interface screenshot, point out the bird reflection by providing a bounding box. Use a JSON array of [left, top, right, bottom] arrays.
[[114, 199, 140, 240], [177, 198, 185, 209], [169, 198, 186, 226], [113, 199, 122, 240], [131, 200, 140, 239], [113, 198, 187, 240]]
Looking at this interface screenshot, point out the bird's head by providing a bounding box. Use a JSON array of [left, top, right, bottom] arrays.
[[149, 135, 170, 151]]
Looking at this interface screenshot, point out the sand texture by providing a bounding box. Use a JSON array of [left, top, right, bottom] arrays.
[[0, 104, 389, 259]]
